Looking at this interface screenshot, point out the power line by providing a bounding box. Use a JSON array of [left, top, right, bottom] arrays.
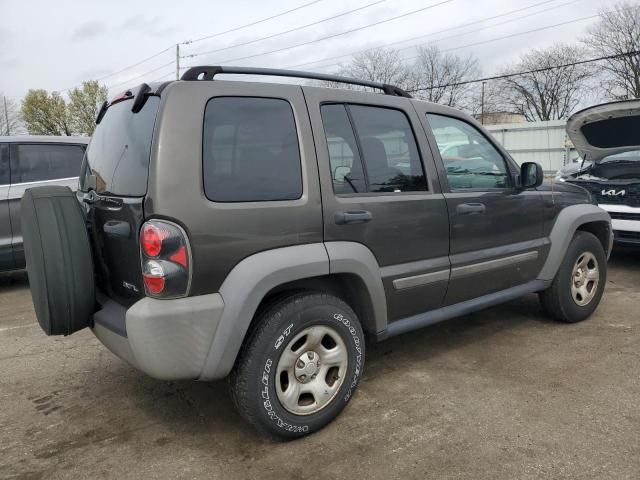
[[60, 46, 174, 93], [314, 0, 584, 71], [59, 0, 324, 93], [187, 0, 453, 65], [182, 0, 324, 45], [150, 69, 177, 83], [106, 60, 175, 90], [406, 50, 640, 92], [284, 0, 562, 70], [400, 0, 582, 53], [418, 13, 599, 57], [183, 0, 387, 59], [312, 11, 604, 74]]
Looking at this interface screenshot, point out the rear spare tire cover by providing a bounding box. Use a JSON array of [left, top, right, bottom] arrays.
[[21, 186, 95, 335]]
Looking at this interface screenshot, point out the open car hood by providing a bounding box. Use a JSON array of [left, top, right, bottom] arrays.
[[566, 100, 640, 163]]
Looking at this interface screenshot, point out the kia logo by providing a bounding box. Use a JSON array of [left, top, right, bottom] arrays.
[[601, 189, 626, 196]]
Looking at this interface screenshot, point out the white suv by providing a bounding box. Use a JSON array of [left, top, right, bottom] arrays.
[[558, 101, 640, 245]]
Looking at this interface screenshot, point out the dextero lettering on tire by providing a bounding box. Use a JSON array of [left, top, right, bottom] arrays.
[[333, 313, 362, 402], [231, 292, 365, 439]]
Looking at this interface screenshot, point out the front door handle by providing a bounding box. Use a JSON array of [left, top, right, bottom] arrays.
[[456, 203, 486, 215], [335, 210, 373, 225]]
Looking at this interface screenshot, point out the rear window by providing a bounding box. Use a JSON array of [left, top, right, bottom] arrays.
[[80, 96, 160, 196], [203, 97, 303, 202], [13, 143, 85, 183]]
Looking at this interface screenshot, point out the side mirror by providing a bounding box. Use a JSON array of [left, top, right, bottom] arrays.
[[333, 165, 351, 182], [520, 162, 544, 188]]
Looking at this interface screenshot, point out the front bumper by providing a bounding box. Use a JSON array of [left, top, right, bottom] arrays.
[[92, 293, 224, 380], [599, 204, 640, 246]]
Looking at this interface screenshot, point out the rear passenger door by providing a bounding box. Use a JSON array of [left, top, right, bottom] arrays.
[[0, 143, 12, 270], [304, 87, 450, 322], [416, 108, 547, 305], [8, 142, 85, 267]]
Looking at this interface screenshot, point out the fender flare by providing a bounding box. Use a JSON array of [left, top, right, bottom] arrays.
[[537, 204, 612, 282], [198, 242, 387, 380]]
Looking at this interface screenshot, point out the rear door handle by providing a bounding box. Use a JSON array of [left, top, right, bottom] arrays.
[[335, 210, 373, 225], [456, 203, 486, 215]]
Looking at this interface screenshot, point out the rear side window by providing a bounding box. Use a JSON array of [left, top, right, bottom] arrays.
[[0, 144, 8, 185], [81, 96, 160, 196], [203, 97, 302, 202], [12, 143, 85, 183], [321, 104, 427, 194]]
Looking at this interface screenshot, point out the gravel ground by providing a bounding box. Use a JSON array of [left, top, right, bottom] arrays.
[[0, 247, 639, 480]]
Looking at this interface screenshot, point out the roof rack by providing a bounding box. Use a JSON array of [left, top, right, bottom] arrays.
[[180, 66, 412, 98]]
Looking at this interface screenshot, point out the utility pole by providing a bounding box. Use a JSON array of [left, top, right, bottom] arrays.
[[480, 81, 486, 125], [176, 44, 180, 80], [2, 96, 10, 135]]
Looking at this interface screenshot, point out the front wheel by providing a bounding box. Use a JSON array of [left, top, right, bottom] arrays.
[[230, 292, 365, 439], [540, 231, 607, 323]]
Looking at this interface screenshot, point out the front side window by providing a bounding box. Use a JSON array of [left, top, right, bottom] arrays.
[[0, 144, 9, 185], [203, 97, 303, 202], [427, 114, 510, 190], [321, 104, 427, 194], [14, 144, 85, 183]]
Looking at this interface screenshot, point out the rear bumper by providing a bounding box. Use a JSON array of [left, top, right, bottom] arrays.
[[92, 293, 224, 380]]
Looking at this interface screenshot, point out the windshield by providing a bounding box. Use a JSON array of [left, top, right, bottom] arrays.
[[80, 96, 160, 196]]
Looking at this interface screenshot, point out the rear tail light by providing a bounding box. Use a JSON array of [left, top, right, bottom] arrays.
[[140, 220, 191, 298]]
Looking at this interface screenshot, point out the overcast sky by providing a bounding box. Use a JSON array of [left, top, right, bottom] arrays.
[[0, 0, 613, 99]]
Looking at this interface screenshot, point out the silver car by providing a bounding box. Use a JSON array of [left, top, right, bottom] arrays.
[[0, 136, 88, 271]]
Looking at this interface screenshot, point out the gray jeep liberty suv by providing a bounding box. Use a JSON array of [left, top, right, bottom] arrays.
[[20, 66, 613, 439]]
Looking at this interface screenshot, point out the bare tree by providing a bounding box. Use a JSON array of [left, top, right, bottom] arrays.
[[467, 79, 505, 119], [584, 1, 640, 99], [499, 43, 594, 121], [322, 48, 414, 91], [0, 95, 24, 136], [411, 45, 480, 109]]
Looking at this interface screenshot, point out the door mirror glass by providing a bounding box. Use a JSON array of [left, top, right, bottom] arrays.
[[333, 165, 351, 182], [520, 162, 543, 188]]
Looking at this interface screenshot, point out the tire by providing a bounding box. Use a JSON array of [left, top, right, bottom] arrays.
[[539, 230, 606, 323], [230, 292, 365, 439], [21, 186, 95, 336]]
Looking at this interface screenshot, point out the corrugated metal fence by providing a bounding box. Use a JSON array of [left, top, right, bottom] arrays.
[[485, 120, 575, 173]]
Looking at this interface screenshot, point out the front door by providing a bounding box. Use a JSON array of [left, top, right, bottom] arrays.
[[0, 143, 13, 270], [418, 110, 548, 305], [304, 87, 450, 322]]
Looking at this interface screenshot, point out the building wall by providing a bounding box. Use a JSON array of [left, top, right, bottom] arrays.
[[485, 120, 574, 173]]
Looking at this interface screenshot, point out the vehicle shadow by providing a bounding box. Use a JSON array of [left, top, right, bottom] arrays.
[[608, 244, 640, 270], [108, 293, 548, 444], [0, 270, 28, 291]]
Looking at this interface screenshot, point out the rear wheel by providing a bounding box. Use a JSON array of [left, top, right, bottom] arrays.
[[540, 231, 606, 323], [230, 292, 365, 439]]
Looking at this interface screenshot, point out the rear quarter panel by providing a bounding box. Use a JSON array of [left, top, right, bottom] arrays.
[[147, 81, 323, 295]]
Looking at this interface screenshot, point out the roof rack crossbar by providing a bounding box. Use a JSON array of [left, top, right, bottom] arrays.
[[181, 66, 412, 98]]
